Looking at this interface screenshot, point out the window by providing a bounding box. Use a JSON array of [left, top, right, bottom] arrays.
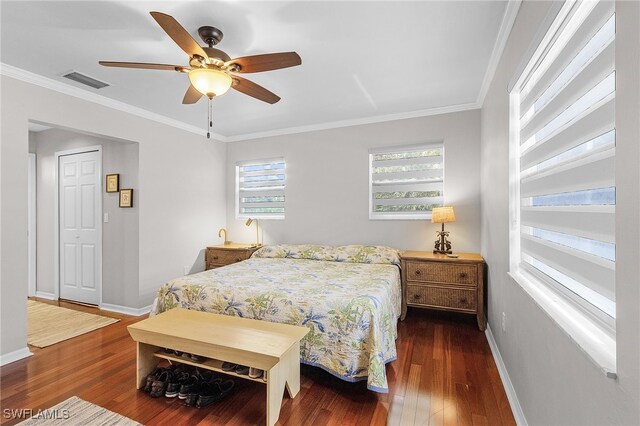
[[509, 0, 616, 371], [236, 158, 285, 219], [369, 143, 444, 220]]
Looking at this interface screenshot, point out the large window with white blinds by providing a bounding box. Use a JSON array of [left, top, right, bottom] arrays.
[[369, 143, 444, 220], [510, 0, 616, 335], [236, 158, 285, 219]]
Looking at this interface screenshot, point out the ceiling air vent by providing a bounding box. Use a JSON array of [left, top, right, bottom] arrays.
[[62, 71, 109, 89]]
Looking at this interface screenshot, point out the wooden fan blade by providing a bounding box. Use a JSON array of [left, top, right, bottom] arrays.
[[231, 76, 280, 104], [150, 11, 208, 59], [99, 61, 186, 71], [226, 52, 301, 73], [183, 84, 203, 104]]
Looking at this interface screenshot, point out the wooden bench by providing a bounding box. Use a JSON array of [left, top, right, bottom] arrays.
[[127, 308, 309, 426]]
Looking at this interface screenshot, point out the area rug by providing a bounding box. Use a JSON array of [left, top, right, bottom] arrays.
[[27, 300, 119, 348], [17, 396, 141, 425]]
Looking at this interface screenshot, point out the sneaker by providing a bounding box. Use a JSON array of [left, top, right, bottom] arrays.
[[196, 379, 235, 408], [178, 375, 199, 400], [144, 368, 164, 393], [190, 354, 207, 363], [186, 377, 221, 407], [221, 361, 237, 372], [166, 371, 191, 398], [234, 364, 249, 375], [150, 370, 173, 398], [248, 368, 263, 379]]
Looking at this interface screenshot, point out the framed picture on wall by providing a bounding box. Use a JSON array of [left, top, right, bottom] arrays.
[[119, 188, 133, 208], [106, 174, 119, 193]]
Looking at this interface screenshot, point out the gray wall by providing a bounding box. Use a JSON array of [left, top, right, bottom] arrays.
[[29, 128, 140, 307], [226, 109, 481, 252], [1, 75, 227, 358], [480, 1, 640, 424]]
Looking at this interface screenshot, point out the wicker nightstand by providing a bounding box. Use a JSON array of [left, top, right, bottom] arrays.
[[400, 251, 486, 330], [205, 244, 260, 270]]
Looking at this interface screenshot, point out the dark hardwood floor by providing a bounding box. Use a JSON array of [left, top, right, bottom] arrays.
[[0, 299, 515, 425]]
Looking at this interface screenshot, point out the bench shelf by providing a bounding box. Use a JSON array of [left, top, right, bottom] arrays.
[[154, 350, 267, 384]]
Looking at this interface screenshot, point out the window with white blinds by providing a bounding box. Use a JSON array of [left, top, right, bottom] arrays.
[[369, 144, 444, 220], [236, 158, 285, 219], [510, 1, 616, 329]]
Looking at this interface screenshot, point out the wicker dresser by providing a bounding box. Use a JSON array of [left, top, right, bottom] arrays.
[[205, 244, 260, 270], [400, 251, 486, 330]]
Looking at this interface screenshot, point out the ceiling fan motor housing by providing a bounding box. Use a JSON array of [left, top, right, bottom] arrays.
[[198, 26, 224, 47]]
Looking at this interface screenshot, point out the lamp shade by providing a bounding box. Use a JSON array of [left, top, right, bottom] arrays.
[[432, 206, 456, 223], [188, 68, 232, 98]]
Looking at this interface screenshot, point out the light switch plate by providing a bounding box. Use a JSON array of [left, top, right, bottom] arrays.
[[103, 213, 109, 223]]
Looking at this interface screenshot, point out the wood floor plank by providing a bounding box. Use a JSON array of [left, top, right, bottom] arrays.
[[0, 302, 515, 426], [398, 364, 421, 425]]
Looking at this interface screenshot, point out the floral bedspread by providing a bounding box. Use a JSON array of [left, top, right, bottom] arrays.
[[151, 256, 401, 392]]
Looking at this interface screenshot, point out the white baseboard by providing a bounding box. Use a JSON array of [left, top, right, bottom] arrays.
[[34, 291, 56, 300], [0, 347, 33, 366], [99, 303, 151, 317], [485, 325, 528, 426]]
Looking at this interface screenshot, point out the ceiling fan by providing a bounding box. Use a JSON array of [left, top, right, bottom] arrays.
[[99, 11, 301, 107]]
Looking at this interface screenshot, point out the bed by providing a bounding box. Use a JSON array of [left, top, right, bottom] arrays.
[[150, 244, 402, 392]]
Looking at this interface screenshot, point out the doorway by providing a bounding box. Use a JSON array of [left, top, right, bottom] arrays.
[[56, 147, 102, 305]]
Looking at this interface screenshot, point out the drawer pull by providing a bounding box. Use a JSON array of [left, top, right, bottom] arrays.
[[459, 272, 468, 279], [413, 294, 421, 300], [415, 269, 421, 275], [235, 258, 242, 262], [460, 297, 468, 304]]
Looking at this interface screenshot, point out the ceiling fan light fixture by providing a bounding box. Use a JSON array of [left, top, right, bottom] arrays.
[[188, 68, 232, 98]]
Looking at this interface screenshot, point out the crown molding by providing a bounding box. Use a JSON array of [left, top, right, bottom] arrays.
[[3, 30, 507, 145], [0, 62, 227, 141], [476, 0, 522, 107], [224, 101, 480, 142]]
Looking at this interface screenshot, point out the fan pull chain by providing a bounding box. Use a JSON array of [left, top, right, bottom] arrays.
[[206, 97, 212, 139]]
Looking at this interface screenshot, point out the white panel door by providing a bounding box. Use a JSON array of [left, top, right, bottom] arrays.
[[59, 150, 101, 305]]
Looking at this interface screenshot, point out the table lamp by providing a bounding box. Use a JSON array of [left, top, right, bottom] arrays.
[[245, 218, 261, 247], [432, 206, 456, 254]]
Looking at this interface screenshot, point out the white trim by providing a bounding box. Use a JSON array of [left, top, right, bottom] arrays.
[[507, 1, 567, 93], [0, 63, 222, 141], [54, 146, 103, 305], [34, 291, 56, 301], [99, 303, 151, 317], [224, 102, 480, 142], [1, 64, 484, 143], [509, 270, 616, 375], [0, 347, 33, 366], [28, 153, 37, 298], [485, 325, 528, 426], [477, 0, 523, 106]]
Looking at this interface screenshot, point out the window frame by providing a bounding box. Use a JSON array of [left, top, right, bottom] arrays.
[[508, 0, 616, 376], [235, 157, 286, 220], [368, 142, 445, 221]]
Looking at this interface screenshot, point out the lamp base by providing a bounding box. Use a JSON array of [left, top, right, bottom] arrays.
[[433, 249, 453, 255], [433, 230, 452, 254]]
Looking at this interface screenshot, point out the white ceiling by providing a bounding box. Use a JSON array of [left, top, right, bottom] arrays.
[[1, 1, 509, 140]]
